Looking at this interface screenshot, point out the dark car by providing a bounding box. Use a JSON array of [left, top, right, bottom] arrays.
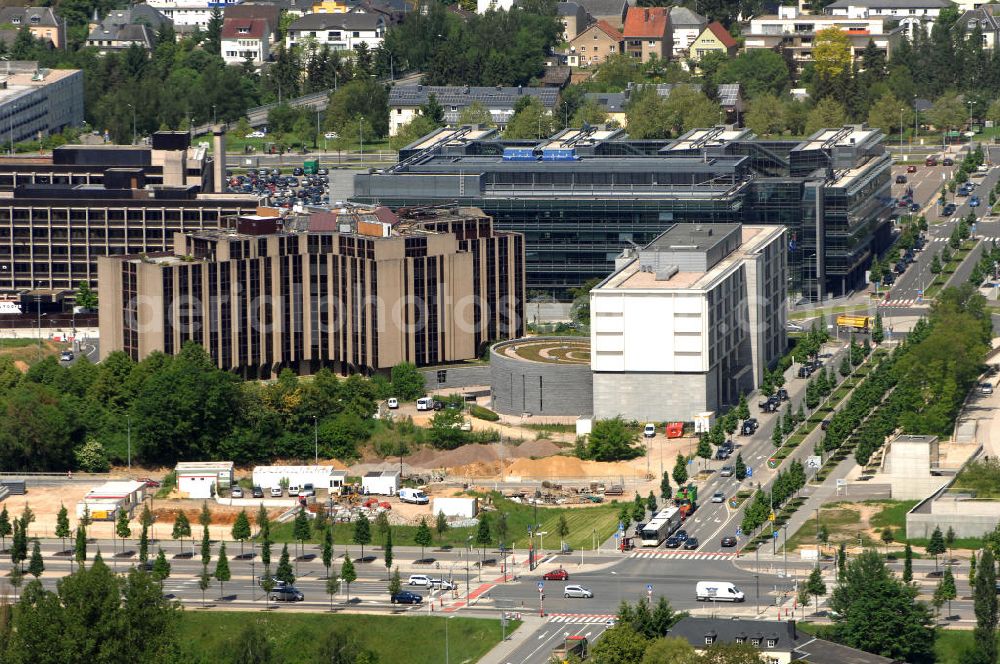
[[798, 365, 814, 379], [252, 486, 264, 498], [821, 419, 832, 431], [910, 203, 921, 212], [882, 272, 895, 285], [432, 400, 445, 411], [943, 157, 954, 166], [543, 569, 570, 581], [741, 418, 758, 436], [684, 537, 700, 550], [777, 387, 789, 401], [907, 165, 917, 173], [895, 174, 907, 184], [664, 536, 682, 549], [391, 590, 423, 604], [675, 529, 689, 542], [720, 536, 738, 548], [269, 586, 304, 602]]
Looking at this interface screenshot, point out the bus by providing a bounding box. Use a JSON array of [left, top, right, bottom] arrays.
[[640, 507, 682, 547]]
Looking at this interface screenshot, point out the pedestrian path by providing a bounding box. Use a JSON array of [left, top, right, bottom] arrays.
[[881, 298, 922, 307], [629, 551, 735, 560], [548, 613, 616, 624]]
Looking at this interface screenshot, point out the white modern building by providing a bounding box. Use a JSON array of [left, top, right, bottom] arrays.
[[76, 480, 147, 521], [0, 63, 84, 146], [146, 0, 239, 28], [432, 497, 478, 518], [251, 465, 348, 493], [669, 5, 708, 57], [824, 0, 951, 38], [590, 223, 787, 422], [387, 85, 559, 136], [285, 12, 384, 51], [175, 461, 234, 499], [221, 17, 271, 65], [361, 470, 400, 496]]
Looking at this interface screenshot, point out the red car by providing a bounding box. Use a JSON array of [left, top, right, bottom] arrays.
[[906, 165, 917, 173], [138, 477, 160, 488], [543, 569, 569, 581]]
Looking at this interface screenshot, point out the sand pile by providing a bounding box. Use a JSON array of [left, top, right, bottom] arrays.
[[505, 455, 639, 478], [508, 440, 562, 458]]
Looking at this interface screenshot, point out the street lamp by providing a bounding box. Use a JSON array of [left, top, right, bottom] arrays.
[[899, 107, 904, 154], [913, 95, 919, 150], [359, 116, 364, 166], [127, 414, 132, 474], [212, 104, 217, 126], [445, 615, 452, 664], [313, 415, 319, 464], [127, 103, 136, 145]]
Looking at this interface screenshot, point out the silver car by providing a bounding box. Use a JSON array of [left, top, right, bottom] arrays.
[[564, 585, 593, 599]]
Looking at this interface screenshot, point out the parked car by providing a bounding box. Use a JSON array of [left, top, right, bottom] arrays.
[[269, 586, 304, 602], [563, 585, 593, 599], [720, 466, 735, 477], [971, 195, 981, 207], [907, 165, 917, 173], [980, 383, 994, 395], [324, 131, 339, 139], [252, 486, 264, 498], [231, 486, 243, 498], [821, 419, 832, 431], [712, 492, 725, 503], [60, 350, 74, 362], [675, 529, 689, 542], [288, 485, 300, 497], [741, 418, 758, 436], [943, 157, 954, 166], [138, 477, 160, 488], [543, 569, 570, 581], [720, 536, 738, 548], [895, 174, 907, 184], [910, 203, 921, 212], [664, 535, 682, 548], [245, 131, 266, 139], [408, 574, 433, 587], [300, 483, 315, 497], [777, 387, 789, 401], [391, 590, 423, 604], [270, 487, 283, 497], [643, 423, 656, 438], [387, 397, 399, 409], [925, 156, 938, 166], [684, 537, 700, 550], [430, 578, 456, 590]]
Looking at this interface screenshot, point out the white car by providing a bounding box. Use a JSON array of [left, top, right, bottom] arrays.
[[408, 574, 432, 587], [712, 491, 725, 503], [270, 487, 283, 497], [430, 578, 455, 590], [245, 131, 266, 139], [288, 485, 300, 496], [387, 397, 399, 409], [324, 131, 339, 139], [231, 486, 243, 498], [564, 585, 593, 599]]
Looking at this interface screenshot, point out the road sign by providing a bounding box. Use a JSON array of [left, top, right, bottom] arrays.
[[774, 531, 780, 539], [769, 511, 776, 522], [806, 455, 822, 469], [746, 467, 753, 478], [736, 527, 742, 536], [537, 582, 544, 592], [767, 457, 779, 469], [646, 584, 653, 592]]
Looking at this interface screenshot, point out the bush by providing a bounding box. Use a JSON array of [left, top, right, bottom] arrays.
[[470, 405, 499, 421], [74, 440, 110, 472]]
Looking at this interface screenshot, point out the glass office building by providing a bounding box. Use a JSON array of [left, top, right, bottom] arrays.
[[354, 124, 893, 301]]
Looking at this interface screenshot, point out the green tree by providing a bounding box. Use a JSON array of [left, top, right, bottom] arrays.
[[872, 312, 884, 345], [435, 510, 449, 541], [772, 417, 784, 446], [0, 505, 10, 551], [926, 526, 946, 572], [969, 551, 977, 587], [201, 523, 211, 568], [325, 78, 389, 138], [352, 514, 371, 560], [939, 566, 957, 618], [745, 93, 787, 136], [232, 510, 251, 558], [27, 539, 43, 578], [928, 92, 967, 133], [838, 542, 847, 579], [227, 621, 273, 664], [659, 472, 671, 499], [389, 362, 425, 400], [734, 453, 747, 481], [340, 554, 357, 604], [199, 502, 212, 528], [696, 434, 713, 468], [966, 548, 998, 664], [641, 636, 695, 664], [171, 511, 191, 556], [504, 97, 553, 139], [321, 525, 334, 579], [903, 543, 913, 583], [326, 564, 341, 610], [839, 354, 852, 378], [383, 527, 393, 577], [625, 88, 671, 139], [275, 544, 294, 586], [152, 548, 171, 587], [590, 625, 649, 663], [55, 504, 70, 553], [736, 394, 750, 421], [198, 565, 211, 608], [715, 49, 790, 98], [457, 101, 495, 127], [806, 565, 827, 615], [115, 509, 131, 554], [388, 114, 438, 151], [587, 417, 642, 461], [672, 454, 687, 486], [74, 524, 87, 567], [75, 280, 98, 309], [476, 512, 492, 559], [813, 27, 853, 81], [74, 440, 110, 472], [867, 92, 906, 136], [293, 506, 311, 559], [880, 526, 894, 554], [138, 523, 149, 564], [805, 97, 848, 134], [388, 566, 401, 597], [645, 492, 657, 514], [214, 541, 231, 599], [829, 550, 935, 663]]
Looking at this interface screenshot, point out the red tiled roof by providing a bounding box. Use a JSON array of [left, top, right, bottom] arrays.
[[221, 17, 269, 40], [372, 206, 400, 226], [588, 19, 623, 41], [307, 211, 340, 232], [705, 20, 736, 48], [623, 6, 669, 38]]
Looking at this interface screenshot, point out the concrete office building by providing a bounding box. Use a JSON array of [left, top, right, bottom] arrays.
[[353, 124, 892, 302], [590, 223, 786, 421], [0, 63, 83, 147], [0, 131, 256, 294], [98, 205, 524, 377]]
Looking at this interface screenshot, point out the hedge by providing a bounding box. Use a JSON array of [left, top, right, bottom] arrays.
[[470, 404, 500, 421]]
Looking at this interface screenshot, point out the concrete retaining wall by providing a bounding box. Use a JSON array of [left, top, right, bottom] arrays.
[[421, 365, 492, 390], [490, 338, 593, 416]]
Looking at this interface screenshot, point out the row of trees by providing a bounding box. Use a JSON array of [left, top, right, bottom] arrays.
[[739, 460, 807, 535]]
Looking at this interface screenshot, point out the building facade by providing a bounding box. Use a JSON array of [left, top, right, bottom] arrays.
[[0, 63, 83, 148], [354, 124, 893, 302], [284, 12, 384, 51], [825, 0, 951, 38], [959, 5, 1000, 49], [688, 21, 737, 64], [622, 7, 671, 62], [98, 205, 524, 377], [590, 224, 786, 421], [85, 5, 171, 54], [0, 7, 64, 49], [669, 6, 707, 57], [388, 85, 559, 136], [221, 17, 271, 64], [146, 0, 240, 28], [569, 20, 623, 67], [556, 1, 589, 42]]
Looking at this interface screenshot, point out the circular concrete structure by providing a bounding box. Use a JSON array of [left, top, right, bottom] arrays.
[[490, 337, 593, 416]]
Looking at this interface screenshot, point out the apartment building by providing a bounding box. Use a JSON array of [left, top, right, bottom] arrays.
[[622, 7, 672, 63], [221, 17, 271, 65], [568, 20, 623, 67], [98, 205, 524, 377], [0, 7, 64, 49], [85, 5, 172, 54], [387, 85, 558, 136], [669, 5, 707, 57], [0, 63, 83, 148], [146, 0, 240, 28], [824, 0, 951, 38], [284, 12, 384, 51], [590, 223, 787, 421]]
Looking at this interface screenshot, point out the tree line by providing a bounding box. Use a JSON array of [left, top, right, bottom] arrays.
[[0, 341, 428, 471]]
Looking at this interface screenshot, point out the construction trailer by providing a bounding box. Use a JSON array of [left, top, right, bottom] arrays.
[[175, 461, 235, 499], [432, 497, 479, 518], [252, 466, 348, 493], [361, 470, 400, 496], [76, 480, 147, 521]]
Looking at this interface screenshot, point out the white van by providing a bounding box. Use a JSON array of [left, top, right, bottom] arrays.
[[695, 581, 745, 602], [387, 397, 399, 409], [416, 397, 433, 411], [643, 423, 656, 438], [399, 487, 429, 504]]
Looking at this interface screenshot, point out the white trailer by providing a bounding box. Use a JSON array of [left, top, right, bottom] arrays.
[[76, 480, 146, 521], [362, 470, 400, 496], [175, 461, 234, 499], [432, 497, 478, 518], [252, 466, 347, 493]]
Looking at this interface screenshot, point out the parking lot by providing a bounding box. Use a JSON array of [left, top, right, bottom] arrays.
[[225, 166, 332, 209]]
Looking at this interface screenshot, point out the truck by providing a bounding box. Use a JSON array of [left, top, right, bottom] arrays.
[[836, 315, 871, 331], [675, 484, 698, 519], [303, 158, 319, 175], [551, 635, 589, 662]]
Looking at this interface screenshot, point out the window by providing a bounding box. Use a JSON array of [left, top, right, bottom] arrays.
[[704, 636, 715, 645], [352, 31, 359, 37], [735, 637, 746, 644], [750, 638, 761, 646], [766, 639, 776, 648]]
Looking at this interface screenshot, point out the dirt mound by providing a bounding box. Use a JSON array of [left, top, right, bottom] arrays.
[[448, 461, 501, 477], [506, 455, 638, 479], [434, 444, 501, 467], [508, 439, 562, 458]]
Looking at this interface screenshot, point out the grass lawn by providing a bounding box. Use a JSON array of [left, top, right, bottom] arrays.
[[176, 611, 513, 664], [867, 500, 919, 537], [267, 495, 622, 552], [784, 507, 861, 551]]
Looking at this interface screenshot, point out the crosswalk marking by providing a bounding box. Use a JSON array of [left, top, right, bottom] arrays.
[[549, 614, 616, 624], [629, 551, 735, 560], [881, 298, 918, 307]]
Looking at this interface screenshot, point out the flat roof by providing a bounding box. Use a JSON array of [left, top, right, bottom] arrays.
[[644, 223, 741, 253], [363, 470, 400, 478], [175, 461, 234, 471], [254, 465, 347, 476], [800, 126, 880, 152], [0, 68, 80, 107], [83, 480, 146, 498]]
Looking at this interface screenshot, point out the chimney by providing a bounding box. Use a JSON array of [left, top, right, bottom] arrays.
[[212, 125, 226, 194]]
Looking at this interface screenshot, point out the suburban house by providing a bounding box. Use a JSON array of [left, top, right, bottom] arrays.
[[576, 0, 629, 28], [668, 617, 895, 664], [0, 7, 64, 49], [587, 82, 741, 126], [958, 4, 1000, 49], [743, 6, 903, 81], [824, 0, 951, 38], [146, 0, 241, 29], [285, 12, 385, 50], [221, 17, 271, 65], [224, 2, 281, 41], [387, 84, 558, 135], [85, 5, 171, 54], [568, 20, 623, 67], [622, 6, 671, 62], [557, 1, 589, 42], [584, 91, 627, 125], [688, 20, 737, 65], [669, 5, 707, 57]]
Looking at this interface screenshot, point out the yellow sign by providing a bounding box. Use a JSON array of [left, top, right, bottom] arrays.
[[769, 512, 776, 522], [91, 510, 109, 520]]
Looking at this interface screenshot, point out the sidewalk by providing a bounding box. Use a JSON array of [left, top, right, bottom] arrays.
[[477, 615, 548, 664]]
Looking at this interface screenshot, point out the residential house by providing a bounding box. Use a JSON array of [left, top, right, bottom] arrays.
[[622, 6, 671, 62], [146, 0, 241, 29], [224, 2, 281, 41], [387, 84, 558, 135], [557, 1, 588, 42], [583, 91, 627, 125], [743, 6, 903, 82], [476, 0, 513, 12], [668, 617, 895, 664], [669, 5, 707, 57], [285, 12, 385, 51], [347, 0, 409, 26], [576, 0, 629, 28], [958, 4, 1000, 49], [0, 7, 64, 49], [569, 20, 623, 67], [311, 0, 353, 11], [688, 20, 736, 66], [221, 17, 270, 65], [85, 5, 171, 54], [593, 82, 742, 125], [825, 0, 952, 39]]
